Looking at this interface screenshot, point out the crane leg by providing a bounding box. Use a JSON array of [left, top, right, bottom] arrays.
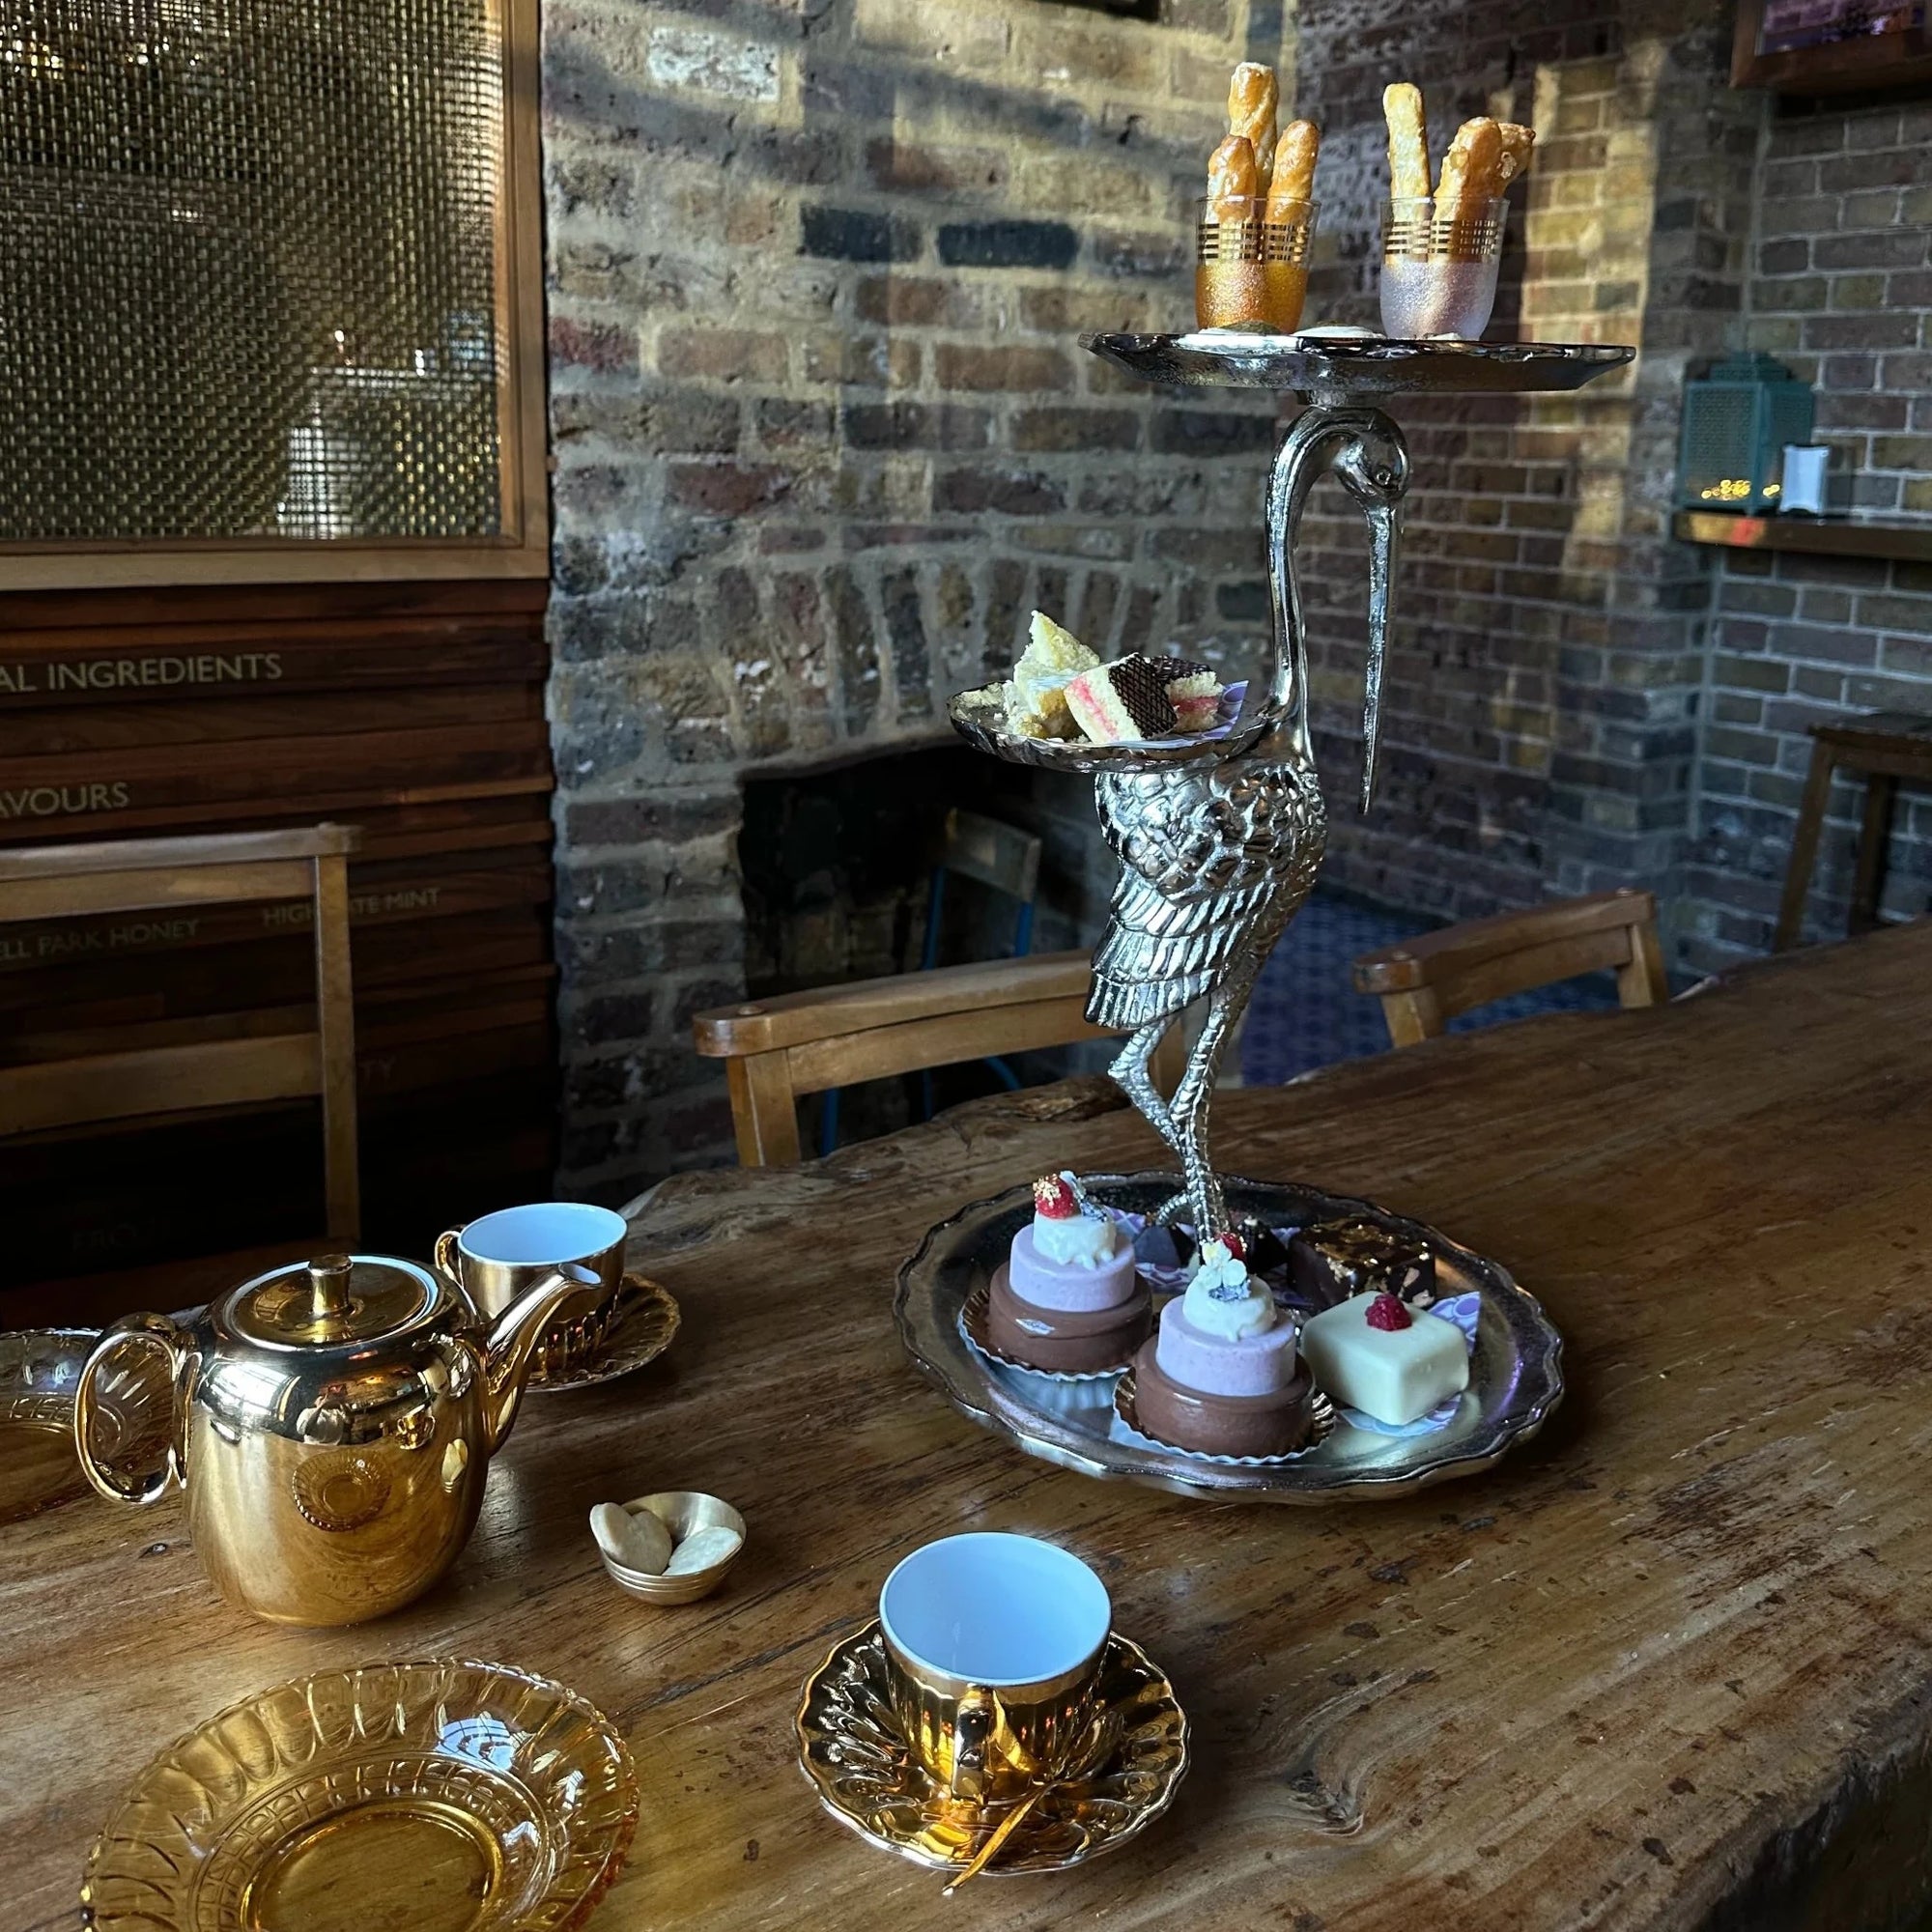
[[1152, 951, 1266, 1235], [1108, 1015, 1181, 1154]]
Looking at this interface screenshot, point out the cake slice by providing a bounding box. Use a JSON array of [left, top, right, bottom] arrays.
[[1004, 611, 1099, 739], [1065, 654, 1227, 745], [1166, 659, 1225, 732]]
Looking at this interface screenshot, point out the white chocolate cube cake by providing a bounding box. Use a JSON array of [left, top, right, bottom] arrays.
[[1299, 1291, 1469, 1427]]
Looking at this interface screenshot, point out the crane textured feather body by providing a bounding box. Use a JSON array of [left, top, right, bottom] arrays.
[[1086, 750, 1326, 1032]]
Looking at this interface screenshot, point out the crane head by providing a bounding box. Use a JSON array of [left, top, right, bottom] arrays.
[[1331, 421, 1409, 813]]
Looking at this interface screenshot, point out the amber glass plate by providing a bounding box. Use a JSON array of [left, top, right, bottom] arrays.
[[82, 1659, 639, 1932], [796, 1622, 1188, 1877], [0, 1327, 173, 1525]]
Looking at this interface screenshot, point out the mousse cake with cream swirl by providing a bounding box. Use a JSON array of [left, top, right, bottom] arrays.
[[984, 1173, 1152, 1373], [1130, 1234, 1314, 1457]]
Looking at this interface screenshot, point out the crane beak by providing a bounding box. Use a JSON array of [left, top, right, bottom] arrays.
[[1360, 498, 1399, 813]]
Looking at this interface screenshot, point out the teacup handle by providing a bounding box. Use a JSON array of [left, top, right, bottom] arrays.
[[950, 1688, 999, 1804], [73, 1314, 186, 1507], [433, 1230, 465, 1293]]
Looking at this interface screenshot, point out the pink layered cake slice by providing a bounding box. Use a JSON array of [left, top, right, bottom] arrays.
[[1167, 665, 1224, 733], [985, 1174, 1151, 1373], [1130, 1235, 1313, 1456], [1065, 655, 1225, 745]]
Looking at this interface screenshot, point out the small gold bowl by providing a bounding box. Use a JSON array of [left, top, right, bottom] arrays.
[[596, 1491, 746, 1605]]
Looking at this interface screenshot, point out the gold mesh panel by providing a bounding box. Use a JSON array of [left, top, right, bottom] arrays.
[[0, 0, 504, 544]]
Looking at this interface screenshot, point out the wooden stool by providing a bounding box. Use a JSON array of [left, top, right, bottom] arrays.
[[1351, 888, 1668, 1047], [1776, 711, 1932, 952]]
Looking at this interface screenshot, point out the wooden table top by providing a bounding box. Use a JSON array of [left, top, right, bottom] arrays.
[[7, 923, 1932, 1931]]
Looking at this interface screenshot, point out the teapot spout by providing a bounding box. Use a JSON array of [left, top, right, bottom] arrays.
[[481, 1263, 607, 1451]]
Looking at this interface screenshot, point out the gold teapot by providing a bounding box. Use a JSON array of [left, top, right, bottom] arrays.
[[72, 1252, 602, 1627]]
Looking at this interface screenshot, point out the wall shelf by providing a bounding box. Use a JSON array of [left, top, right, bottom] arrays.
[[1674, 509, 1932, 567]]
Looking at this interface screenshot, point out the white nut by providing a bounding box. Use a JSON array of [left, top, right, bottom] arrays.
[[590, 1501, 671, 1576], [665, 1524, 743, 1576]]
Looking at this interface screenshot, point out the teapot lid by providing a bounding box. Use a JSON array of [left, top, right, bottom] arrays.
[[224, 1254, 440, 1350]]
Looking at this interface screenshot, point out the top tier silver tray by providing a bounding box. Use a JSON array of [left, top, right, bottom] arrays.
[[1082, 331, 1634, 405]]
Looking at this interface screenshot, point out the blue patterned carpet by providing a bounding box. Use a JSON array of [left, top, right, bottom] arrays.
[[1239, 888, 1622, 1086]]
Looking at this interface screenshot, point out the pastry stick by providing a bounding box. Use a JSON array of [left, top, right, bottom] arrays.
[[1266, 119, 1321, 217], [1228, 63, 1279, 188], [1435, 116, 1503, 219], [1383, 83, 1430, 203], [1495, 121, 1536, 186], [1207, 134, 1259, 222]]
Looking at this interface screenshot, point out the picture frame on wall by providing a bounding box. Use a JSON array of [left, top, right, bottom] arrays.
[[1731, 0, 1932, 90]]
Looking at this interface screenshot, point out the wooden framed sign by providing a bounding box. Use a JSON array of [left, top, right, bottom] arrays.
[[1732, 0, 1932, 89], [0, 0, 548, 588]]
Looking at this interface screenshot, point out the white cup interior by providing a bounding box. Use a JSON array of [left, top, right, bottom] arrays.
[[459, 1201, 626, 1266], [879, 1533, 1110, 1687]]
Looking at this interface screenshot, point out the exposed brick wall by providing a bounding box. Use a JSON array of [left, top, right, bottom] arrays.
[[541, 0, 1932, 1202], [1687, 96, 1932, 967], [541, 0, 1297, 1199]]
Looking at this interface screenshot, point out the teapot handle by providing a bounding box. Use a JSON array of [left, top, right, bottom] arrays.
[[73, 1314, 186, 1507]]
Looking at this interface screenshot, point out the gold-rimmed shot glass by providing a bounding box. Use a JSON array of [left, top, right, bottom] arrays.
[[1196, 196, 1318, 334], [1379, 195, 1506, 340]]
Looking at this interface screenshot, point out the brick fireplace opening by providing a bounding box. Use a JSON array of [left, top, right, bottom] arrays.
[[739, 742, 1113, 1152]]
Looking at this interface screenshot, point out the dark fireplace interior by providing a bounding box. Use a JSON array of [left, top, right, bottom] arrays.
[[739, 745, 1112, 1152]]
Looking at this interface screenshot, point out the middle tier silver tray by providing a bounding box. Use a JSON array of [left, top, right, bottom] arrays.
[[895, 1171, 1564, 1503]]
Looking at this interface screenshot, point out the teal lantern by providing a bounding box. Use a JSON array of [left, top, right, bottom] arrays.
[[1677, 354, 1815, 513]]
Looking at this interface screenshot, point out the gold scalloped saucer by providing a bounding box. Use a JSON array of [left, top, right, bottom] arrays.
[[796, 1620, 1187, 1878], [528, 1275, 680, 1394]]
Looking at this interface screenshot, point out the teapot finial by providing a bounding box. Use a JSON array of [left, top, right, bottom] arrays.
[[307, 1256, 355, 1327]]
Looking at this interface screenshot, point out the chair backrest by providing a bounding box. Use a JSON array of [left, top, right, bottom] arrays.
[[694, 950, 1184, 1166], [941, 809, 1042, 905], [1351, 887, 1668, 1047], [0, 825, 363, 1237]]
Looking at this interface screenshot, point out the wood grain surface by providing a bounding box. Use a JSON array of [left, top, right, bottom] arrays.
[[4, 926, 1932, 1930]]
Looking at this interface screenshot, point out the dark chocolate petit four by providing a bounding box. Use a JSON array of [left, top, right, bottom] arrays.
[[1288, 1215, 1435, 1311]]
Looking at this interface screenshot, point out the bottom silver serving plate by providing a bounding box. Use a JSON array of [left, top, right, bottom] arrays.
[[895, 1171, 1564, 1502]]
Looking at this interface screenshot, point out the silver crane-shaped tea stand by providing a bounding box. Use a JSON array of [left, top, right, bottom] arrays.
[[949, 333, 1634, 1239]]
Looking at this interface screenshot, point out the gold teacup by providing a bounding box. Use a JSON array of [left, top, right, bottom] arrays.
[[879, 1533, 1112, 1805], [435, 1202, 628, 1345]]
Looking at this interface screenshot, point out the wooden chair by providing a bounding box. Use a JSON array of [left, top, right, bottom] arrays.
[[1351, 887, 1668, 1047], [821, 807, 1049, 1154], [694, 952, 1186, 1167], [1776, 709, 1932, 952], [0, 826, 363, 1242]]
